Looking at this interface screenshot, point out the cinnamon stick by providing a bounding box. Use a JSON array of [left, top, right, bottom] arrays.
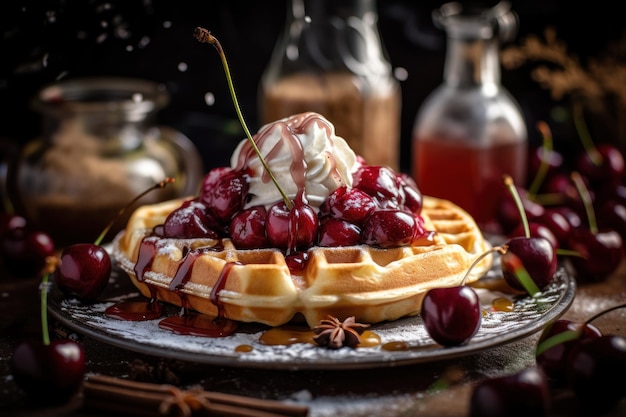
[[82, 374, 309, 417]]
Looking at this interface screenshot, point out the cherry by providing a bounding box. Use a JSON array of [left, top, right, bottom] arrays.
[[352, 165, 404, 209], [576, 142, 624, 187], [565, 335, 626, 416], [10, 258, 86, 404], [533, 208, 573, 248], [421, 285, 481, 346], [567, 227, 623, 282], [501, 175, 557, 294], [200, 167, 248, 223], [528, 144, 564, 182], [508, 222, 559, 250], [1, 221, 55, 278], [10, 339, 86, 404], [54, 243, 112, 301], [318, 186, 376, 224], [526, 121, 564, 198], [318, 218, 361, 247], [596, 199, 626, 243], [468, 366, 551, 417], [361, 209, 420, 248], [496, 186, 545, 235], [501, 236, 557, 292], [535, 319, 602, 385], [565, 172, 624, 282], [163, 198, 221, 239], [397, 173, 423, 213], [229, 205, 269, 249], [265, 199, 318, 252]]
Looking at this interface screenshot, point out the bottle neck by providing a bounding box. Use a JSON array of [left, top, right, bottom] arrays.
[[270, 0, 389, 79], [443, 35, 501, 88]]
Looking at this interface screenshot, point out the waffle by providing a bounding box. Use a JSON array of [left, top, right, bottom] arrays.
[[113, 196, 492, 327]]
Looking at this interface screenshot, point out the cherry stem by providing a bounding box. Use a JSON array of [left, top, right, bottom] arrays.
[[40, 256, 60, 346], [570, 171, 598, 235], [461, 245, 507, 285], [535, 328, 580, 356], [503, 174, 530, 238], [194, 27, 292, 210], [584, 302, 626, 326], [94, 177, 175, 246], [573, 100, 602, 167], [527, 121, 553, 198]]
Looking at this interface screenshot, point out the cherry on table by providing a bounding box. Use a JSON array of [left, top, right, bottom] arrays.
[[10, 257, 86, 404], [10, 338, 85, 404], [565, 335, 626, 416], [535, 319, 602, 385], [1, 218, 55, 278], [468, 366, 551, 417], [576, 142, 624, 186], [566, 225, 623, 283]]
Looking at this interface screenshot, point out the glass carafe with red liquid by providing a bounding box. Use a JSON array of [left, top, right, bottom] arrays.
[[412, 1, 527, 231]]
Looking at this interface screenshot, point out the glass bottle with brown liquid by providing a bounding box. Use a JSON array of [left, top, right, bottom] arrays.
[[412, 1, 527, 231], [258, 0, 401, 171]]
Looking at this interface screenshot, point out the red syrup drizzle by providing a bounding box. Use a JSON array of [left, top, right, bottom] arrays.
[[158, 253, 239, 337], [105, 238, 163, 320]]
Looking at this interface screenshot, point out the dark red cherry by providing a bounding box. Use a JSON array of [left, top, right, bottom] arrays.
[[535, 319, 602, 385], [1, 224, 55, 278], [229, 205, 269, 249], [501, 236, 557, 292], [55, 243, 112, 301], [497, 187, 545, 234], [421, 285, 481, 346], [318, 218, 361, 247], [533, 208, 573, 248], [319, 186, 376, 224], [596, 199, 626, 243], [528, 144, 564, 180], [397, 173, 423, 214], [200, 167, 248, 223], [361, 209, 419, 248], [566, 227, 623, 283], [352, 165, 404, 208], [266, 200, 318, 251], [508, 222, 559, 250], [576, 143, 625, 186], [10, 339, 85, 404], [163, 199, 221, 239], [468, 366, 550, 417], [565, 335, 626, 416]]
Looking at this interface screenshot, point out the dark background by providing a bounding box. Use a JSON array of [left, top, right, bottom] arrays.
[[1, 0, 624, 174]]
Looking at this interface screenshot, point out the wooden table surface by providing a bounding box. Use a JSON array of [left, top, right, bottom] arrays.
[[1, 257, 625, 417]]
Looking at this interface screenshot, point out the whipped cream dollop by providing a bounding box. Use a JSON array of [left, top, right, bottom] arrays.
[[230, 112, 359, 210]]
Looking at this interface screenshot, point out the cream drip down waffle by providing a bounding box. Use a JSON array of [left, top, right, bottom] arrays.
[[113, 112, 492, 327]]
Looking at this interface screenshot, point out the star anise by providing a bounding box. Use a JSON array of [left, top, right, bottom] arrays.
[[313, 315, 370, 349]]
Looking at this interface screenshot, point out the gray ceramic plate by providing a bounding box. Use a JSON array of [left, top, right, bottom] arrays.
[[48, 253, 575, 370]]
